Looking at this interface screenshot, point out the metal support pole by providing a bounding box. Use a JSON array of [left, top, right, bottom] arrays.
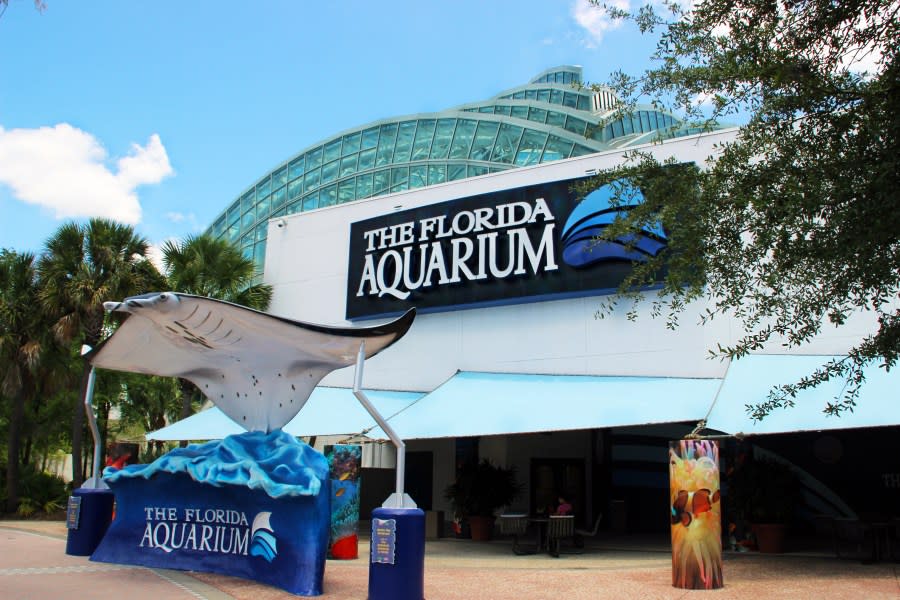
[[352, 341, 415, 509], [81, 362, 108, 490]]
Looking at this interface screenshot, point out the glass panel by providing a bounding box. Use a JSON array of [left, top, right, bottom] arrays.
[[319, 184, 337, 207], [376, 123, 398, 166], [514, 130, 547, 166], [288, 178, 303, 199], [273, 167, 287, 187], [301, 193, 318, 212], [255, 221, 267, 243], [409, 165, 427, 188], [338, 179, 356, 203], [304, 167, 321, 190], [340, 154, 358, 177], [227, 200, 240, 225], [361, 127, 380, 149], [227, 221, 240, 242], [490, 123, 523, 164], [525, 90, 537, 100], [546, 110, 566, 128], [393, 121, 417, 163], [358, 147, 376, 171], [286, 199, 302, 215], [241, 190, 255, 215], [448, 164, 466, 180], [289, 157, 305, 180], [306, 147, 323, 170], [571, 144, 594, 157], [373, 169, 390, 193], [550, 89, 563, 105], [510, 105, 529, 120], [342, 132, 361, 155], [495, 105, 511, 116], [272, 207, 286, 218], [241, 210, 255, 231], [479, 106, 493, 113], [542, 136, 574, 162], [391, 166, 408, 188], [356, 173, 373, 198], [577, 95, 591, 111], [537, 89, 550, 102], [429, 118, 456, 159], [256, 194, 271, 221], [623, 116, 634, 135], [324, 139, 342, 163], [613, 120, 625, 137], [513, 91, 525, 99], [640, 111, 651, 132], [410, 119, 436, 161], [253, 242, 266, 266], [272, 186, 286, 209], [427, 164, 446, 185], [256, 178, 271, 199], [468, 165, 488, 177], [528, 107, 548, 123], [213, 215, 226, 237], [449, 119, 477, 159], [469, 121, 500, 160], [564, 116, 587, 136], [321, 159, 338, 184]]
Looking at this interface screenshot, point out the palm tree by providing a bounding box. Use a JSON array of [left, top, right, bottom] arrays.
[[161, 234, 273, 425], [0, 250, 51, 511], [37, 219, 157, 487]]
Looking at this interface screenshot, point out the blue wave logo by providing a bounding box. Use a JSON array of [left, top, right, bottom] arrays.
[[250, 511, 278, 562], [560, 182, 666, 268]]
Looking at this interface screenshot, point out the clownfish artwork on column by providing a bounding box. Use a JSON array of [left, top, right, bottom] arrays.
[[669, 439, 723, 590]]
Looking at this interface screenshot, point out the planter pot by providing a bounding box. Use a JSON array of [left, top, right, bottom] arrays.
[[467, 516, 494, 541], [753, 523, 787, 553]]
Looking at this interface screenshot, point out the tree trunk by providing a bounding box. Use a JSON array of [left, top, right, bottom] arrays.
[[5, 390, 25, 513], [71, 363, 90, 488], [179, 378, 198, 448]]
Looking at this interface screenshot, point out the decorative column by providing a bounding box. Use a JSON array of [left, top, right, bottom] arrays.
[[669, 439, 723, 590], [326, 444, 362, 559]]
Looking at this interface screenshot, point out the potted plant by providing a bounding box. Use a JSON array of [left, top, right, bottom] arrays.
[[444, 459, 522, 541], [727, 455, 801, 553]]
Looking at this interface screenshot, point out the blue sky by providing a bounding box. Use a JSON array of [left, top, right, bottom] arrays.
[[0, 0, 660, 261]]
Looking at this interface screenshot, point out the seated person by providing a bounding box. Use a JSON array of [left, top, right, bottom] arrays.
[[554, 495, 573, 516]]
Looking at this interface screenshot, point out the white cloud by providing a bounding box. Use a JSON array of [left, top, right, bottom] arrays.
[[571, 0, 629, 48], [166, 211, 186, 223], [146, 238, 176, 274], [0, 124, 173, 225]]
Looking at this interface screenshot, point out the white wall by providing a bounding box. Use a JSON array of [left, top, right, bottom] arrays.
[[263, 129, 877, 394]]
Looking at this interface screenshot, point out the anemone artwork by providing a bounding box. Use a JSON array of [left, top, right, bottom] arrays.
[[669, 439, 723, 590]]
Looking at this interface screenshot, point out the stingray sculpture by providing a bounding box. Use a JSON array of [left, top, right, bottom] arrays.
[[88, 292, 415, 433]]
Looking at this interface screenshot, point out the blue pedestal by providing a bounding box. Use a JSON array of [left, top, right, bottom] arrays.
[[91, 472, 330, 596], [65, 487, 115, 556], [368, 507, 425, 600]]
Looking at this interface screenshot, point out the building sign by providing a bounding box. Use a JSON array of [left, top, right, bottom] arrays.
[[346, 176, 669, 319]]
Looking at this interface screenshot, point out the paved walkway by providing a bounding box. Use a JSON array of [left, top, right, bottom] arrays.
[[1, 520, 898, 599]]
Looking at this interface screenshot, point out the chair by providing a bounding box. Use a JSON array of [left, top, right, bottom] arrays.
[[574, 513, 602, 548], [832, 518, 869, 561], [498, 514, 535, 555], [546, 515, 577, 557]]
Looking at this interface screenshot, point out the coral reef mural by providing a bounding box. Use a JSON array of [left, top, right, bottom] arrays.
[[669, 439, 723, 590], [326, 444, 361, 559]]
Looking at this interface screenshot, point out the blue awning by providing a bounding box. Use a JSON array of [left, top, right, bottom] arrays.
[[705, 354, 900, 435], [146, 387, 423, 441], [368, 371, 722, 440]]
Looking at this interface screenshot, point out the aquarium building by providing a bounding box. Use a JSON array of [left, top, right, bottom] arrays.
[[174, 67, 900, 537]]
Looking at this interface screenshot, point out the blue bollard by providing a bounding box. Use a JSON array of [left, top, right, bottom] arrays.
[[368, 507, 425, 600], [65, 487, 115, 556]]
